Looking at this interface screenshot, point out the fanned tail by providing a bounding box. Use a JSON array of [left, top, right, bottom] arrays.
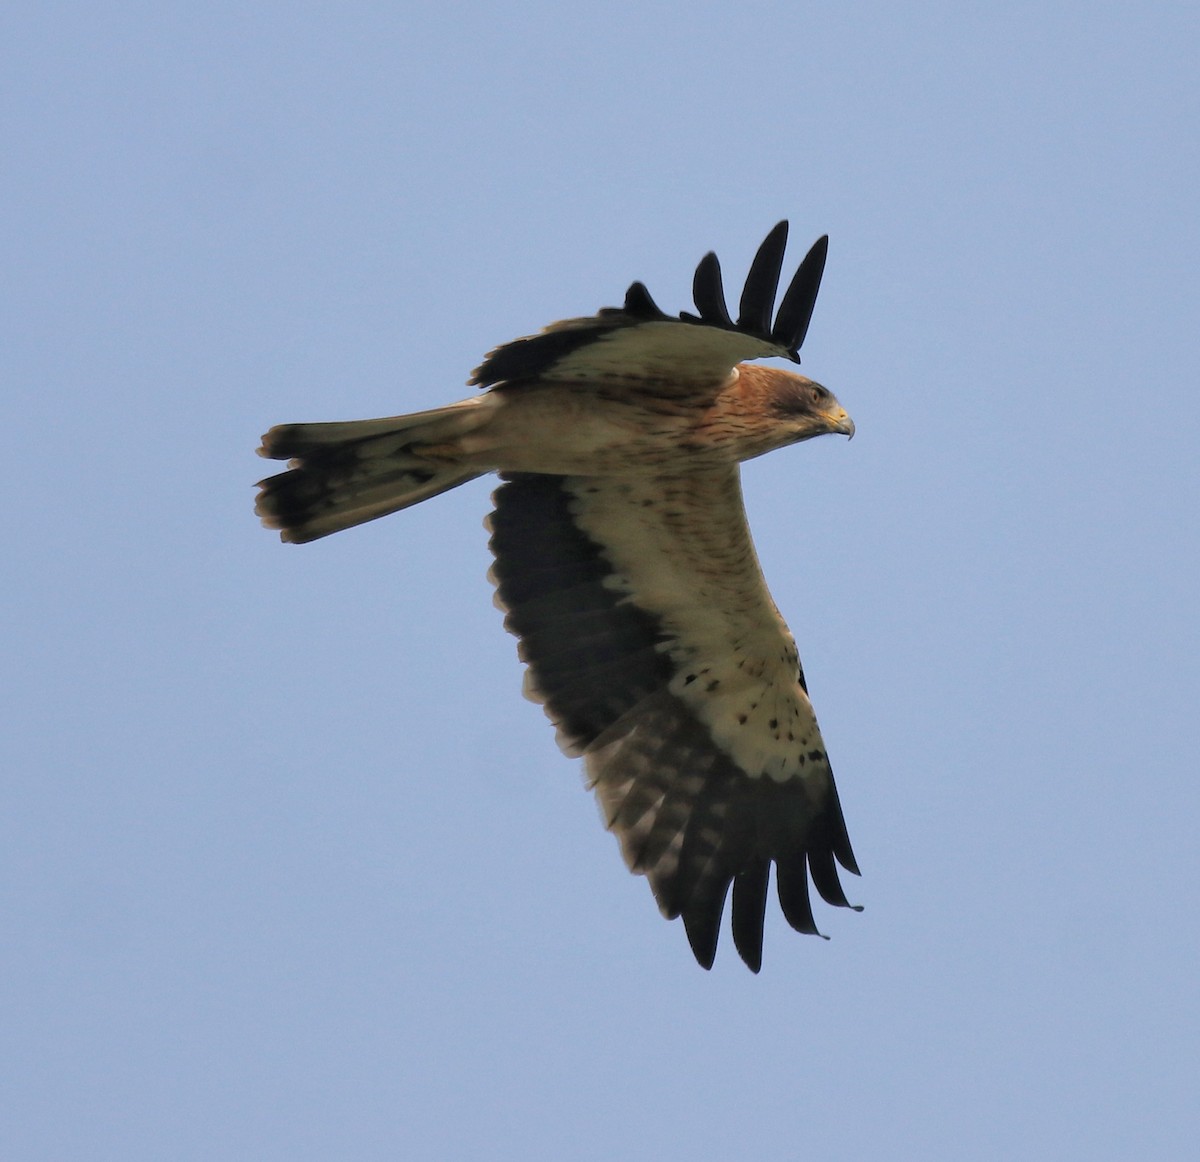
[[255, 398, 489, 543]]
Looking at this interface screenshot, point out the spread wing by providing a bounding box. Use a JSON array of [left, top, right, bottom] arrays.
[[471, 222, 828, 394], [486, 468, 859, 972]]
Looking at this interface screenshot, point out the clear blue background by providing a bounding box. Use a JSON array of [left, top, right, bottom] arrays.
[[4, 3, 1197, 1158]]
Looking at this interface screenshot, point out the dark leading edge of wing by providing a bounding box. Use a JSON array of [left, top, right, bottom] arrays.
[[471, 222, 829, 388]]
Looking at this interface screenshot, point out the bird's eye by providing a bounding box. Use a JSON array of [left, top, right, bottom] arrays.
[[810, 386, 823, 404]]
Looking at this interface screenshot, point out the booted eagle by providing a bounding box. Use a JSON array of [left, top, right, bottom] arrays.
[[256, 222, 860, 971]]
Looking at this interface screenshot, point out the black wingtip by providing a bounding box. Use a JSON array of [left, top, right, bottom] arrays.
[[808, 846, 856, 910], [731, 862, 770, 973], [678, 223, 827, 359], [684, 910, 720, 971], [776, 855, 823, 937], [827, 777, 861, 878], [772, 234, 828, 353], [624, 281, 668, 320], [690, 251, 734, 329], [737, 221, 789, 337]]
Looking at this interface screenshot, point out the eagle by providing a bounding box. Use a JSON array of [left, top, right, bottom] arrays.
[[256, 221, 860, 971]]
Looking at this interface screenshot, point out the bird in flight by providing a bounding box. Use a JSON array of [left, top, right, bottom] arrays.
[[256, 221, 860, 971]]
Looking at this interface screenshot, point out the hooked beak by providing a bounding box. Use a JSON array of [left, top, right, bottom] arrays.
[[828, 408, 855, 439]]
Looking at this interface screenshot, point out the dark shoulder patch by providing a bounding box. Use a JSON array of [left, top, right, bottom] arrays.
[[471, 284, 670, 387], [471, 313, 629, 389]]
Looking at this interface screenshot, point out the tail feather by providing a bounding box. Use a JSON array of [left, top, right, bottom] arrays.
[[256, 399, 489, 543]]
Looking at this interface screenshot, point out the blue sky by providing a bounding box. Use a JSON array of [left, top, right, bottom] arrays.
[[4, 3, 1198, 1158]]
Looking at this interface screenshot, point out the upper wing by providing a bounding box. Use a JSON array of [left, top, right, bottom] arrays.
[[471, 222, 828, 394], [486, 468, 859, 972]]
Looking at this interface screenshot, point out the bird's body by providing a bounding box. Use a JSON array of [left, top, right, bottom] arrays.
[[257, 223, 860, 971]]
